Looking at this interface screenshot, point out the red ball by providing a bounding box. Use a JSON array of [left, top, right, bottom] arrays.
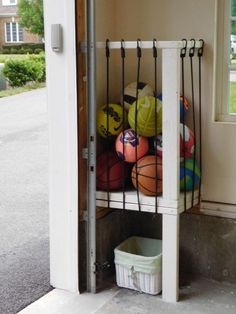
[[96, 151, 128, 190], [179, 123, 194, 160], [115, 129, 149, 163], [154, 123, 194, 160], [131, 155, 162, 196]]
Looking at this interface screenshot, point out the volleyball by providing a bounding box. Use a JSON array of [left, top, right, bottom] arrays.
[[97, 103, 127, 138], [122, 81, 154, 111], [115, 129, 149, 163], [180, 158, 200, 191], [96, 151, 128, 190], [131, 155, 162, 196], [128, 96, 162, 137], [154, 123, 194, 160]]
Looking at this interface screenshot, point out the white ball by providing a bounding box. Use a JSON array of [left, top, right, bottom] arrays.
[[122, 82, 154, 111]]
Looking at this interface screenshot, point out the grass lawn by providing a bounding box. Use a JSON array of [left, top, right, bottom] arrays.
[[0, 82, 46, 98], [230, 81, 236, 113]]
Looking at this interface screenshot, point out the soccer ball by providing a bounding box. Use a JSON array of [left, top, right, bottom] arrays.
[[115, 129, 149, 163], [154, 123, 194, 160], [180, 158, 200, 191]]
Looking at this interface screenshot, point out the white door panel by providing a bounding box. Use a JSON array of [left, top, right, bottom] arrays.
[[44, 0, 79, 292]]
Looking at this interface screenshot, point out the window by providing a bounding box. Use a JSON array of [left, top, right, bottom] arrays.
[[229, 1, 236, 115], [5, 22, 24, 43], [2, 0, 17, 5], [214, 0, 236, 122]]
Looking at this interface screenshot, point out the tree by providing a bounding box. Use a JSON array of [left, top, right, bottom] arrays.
[[17, 0, 44, 38], [232, 0, 236, 35]]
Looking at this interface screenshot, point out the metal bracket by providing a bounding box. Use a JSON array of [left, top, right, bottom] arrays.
[[82, 210, 88, 221], [82, 147, 88, 159]]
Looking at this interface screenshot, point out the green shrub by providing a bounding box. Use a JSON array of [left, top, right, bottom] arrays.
[[29, 52, 45, 63], [29, 54, 46, 82], [3, 56, 46, 87], [2, 44, 21, 51], [26, 59, 45, 82], [21, 43, 45, 51], [34, 48, 43, 54], [24, 48, 34, 54], [2, 48, 10, 54], [3, 60, 31, 86], [2, 43, 45, 53], [10, 48, 18, 54], [18, 48, 25, 54]]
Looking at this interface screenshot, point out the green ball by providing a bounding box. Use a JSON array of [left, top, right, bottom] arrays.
[[128, 96, 162, 137], [180, 158, 200, 191], [97, 104, 127, 138]]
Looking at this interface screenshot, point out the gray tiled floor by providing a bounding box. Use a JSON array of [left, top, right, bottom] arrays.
[[96, 278, 236, 314], [20, 278, 236, 314]]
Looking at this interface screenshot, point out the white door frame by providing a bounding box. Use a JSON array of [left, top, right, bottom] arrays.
[[44, 0, 79, 292]]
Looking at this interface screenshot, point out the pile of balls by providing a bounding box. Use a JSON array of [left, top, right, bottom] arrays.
[[96, 81, 200, 196]]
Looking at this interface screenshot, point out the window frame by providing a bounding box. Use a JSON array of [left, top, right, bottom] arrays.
[[214, 0, 236, 122], [5, 22, 24, 43]]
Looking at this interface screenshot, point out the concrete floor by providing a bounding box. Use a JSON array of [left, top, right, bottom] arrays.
[[0, 88, 51, 314], [19, 278, 236, 314]]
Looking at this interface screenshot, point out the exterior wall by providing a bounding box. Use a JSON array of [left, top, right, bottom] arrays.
[[0, 0, 17, 16], [0, 16, 41, 47], [0, 16, 14, 46], [22, 27, 41, 44], [0, 1, 41, 47]]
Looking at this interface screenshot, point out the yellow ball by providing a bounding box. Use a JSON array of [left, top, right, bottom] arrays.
[[97, 104, 127, 138], [128, 96, 162, 137]]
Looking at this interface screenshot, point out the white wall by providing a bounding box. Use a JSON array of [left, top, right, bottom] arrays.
[[95, 0, 236, 205], [96, 0, 117, 106]]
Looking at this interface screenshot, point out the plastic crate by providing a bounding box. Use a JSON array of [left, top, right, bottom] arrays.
[[114, 236, 162, 295]]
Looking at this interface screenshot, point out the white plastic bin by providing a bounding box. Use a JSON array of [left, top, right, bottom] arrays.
[[114, 236, 162, 295]]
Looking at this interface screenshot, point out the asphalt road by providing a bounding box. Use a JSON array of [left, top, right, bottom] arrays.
[[0, 88, 51, 314]]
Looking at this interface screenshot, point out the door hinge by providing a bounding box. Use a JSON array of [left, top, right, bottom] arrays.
[[82, 210, 88, 221], [82, 147, 88, 159]]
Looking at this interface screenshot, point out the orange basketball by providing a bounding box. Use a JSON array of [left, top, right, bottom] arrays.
[[131, 155, 162, 196]]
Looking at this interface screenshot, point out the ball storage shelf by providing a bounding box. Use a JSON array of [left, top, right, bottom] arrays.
[[84, 34, 204, 302], [96, 189, 199, 213]]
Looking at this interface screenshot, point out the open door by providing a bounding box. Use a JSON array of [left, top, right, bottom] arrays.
[[44, 0, 79, 292]]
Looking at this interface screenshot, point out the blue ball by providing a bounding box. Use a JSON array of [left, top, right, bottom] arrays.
[[157, 94, 189, 123], [180, 158, 200, 191]]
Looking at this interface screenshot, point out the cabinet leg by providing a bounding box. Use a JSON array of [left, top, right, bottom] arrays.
[[162, 213, 180, 302]]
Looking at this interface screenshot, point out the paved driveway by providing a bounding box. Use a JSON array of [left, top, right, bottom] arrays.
[[0, 88, 51, 314]]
